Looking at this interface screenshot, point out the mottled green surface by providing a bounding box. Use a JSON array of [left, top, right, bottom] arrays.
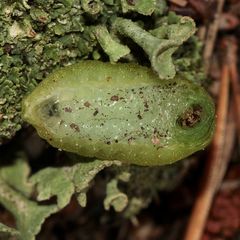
[[0, 156, 57, 240], [22, 61, 215, 166]]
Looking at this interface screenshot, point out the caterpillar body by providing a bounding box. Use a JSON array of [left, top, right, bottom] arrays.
[[22, 61, 215, 166]]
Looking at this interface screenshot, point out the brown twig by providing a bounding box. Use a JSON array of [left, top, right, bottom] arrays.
[[203, 0, 225, 73], [184, 41, 230, 240], [221, 180, 240, 192], [188, 0, 211, 20], [197, 26, 207, 42], [168, 0, 187, 7], [220, 103, 236, 175], [227, 37, 240, 143]]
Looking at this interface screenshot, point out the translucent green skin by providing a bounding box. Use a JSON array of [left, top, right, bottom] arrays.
[[22, 61, 215, 166]]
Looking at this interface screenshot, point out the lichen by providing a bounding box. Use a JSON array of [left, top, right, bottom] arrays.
[[0, 154, 57, 240]]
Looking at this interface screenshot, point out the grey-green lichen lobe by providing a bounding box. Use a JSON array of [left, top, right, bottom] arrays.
[[22, 61, 215, 166], [0, 0, 94, 143]]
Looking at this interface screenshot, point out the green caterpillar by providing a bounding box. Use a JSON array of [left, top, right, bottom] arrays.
[[22, 61, 215, 166]]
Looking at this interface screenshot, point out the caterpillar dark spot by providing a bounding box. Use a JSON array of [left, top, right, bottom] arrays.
[[22, 61, 215, 166], [177, 104, 203, 128]]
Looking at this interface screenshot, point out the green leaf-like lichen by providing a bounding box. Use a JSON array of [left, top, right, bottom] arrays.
[[0, 156, 57, 240], [113, 13, 196, 79], [102, 160, 194, 218], [120, 0, 157, 15], [30, 167, 75, 209], [0, 155, 32, 197], [92, 25, 130, 62], [104, 179, 128, 212], [0, 153, 193, 239], [30, 160, 122, 209], [0, 223, 20, 239]]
